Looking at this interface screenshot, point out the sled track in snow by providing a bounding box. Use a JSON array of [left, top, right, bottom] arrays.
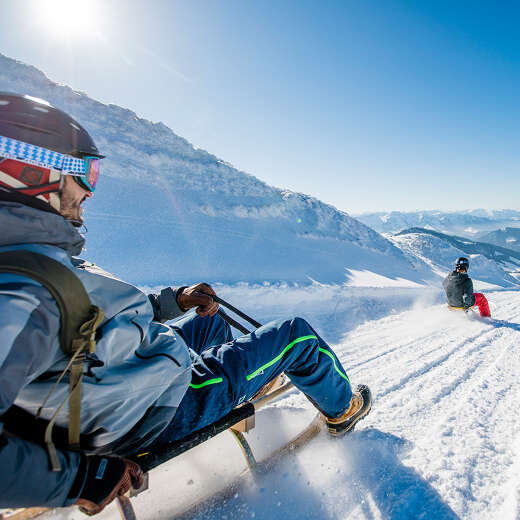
[[333, 291, 520, 519], [185, 291, 520, 520]]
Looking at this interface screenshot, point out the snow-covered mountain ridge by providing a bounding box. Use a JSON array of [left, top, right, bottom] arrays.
[[0, 53, 421, 285], [0, 51, 375, 246], [479, 227, 520, 253]]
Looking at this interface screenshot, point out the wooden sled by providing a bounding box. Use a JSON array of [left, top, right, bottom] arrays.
[[447, 304, 477, 316], [124, 380, 322, 520]]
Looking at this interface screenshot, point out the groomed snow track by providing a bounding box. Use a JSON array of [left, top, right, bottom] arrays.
[[187, 290, 520, 520]]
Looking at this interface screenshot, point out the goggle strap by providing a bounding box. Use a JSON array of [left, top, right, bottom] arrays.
[[0, 135, 88, 175], [11, 182, 61, 195]]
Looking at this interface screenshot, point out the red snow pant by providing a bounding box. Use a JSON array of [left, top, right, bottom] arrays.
[[474, 293, 491, 317]]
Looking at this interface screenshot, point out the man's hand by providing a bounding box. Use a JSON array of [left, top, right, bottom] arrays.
[[177, 283, 219, 317], [74, 456, 144, 516]]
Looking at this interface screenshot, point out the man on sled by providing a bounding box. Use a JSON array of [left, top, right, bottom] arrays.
[[443, 257, 491, 317]]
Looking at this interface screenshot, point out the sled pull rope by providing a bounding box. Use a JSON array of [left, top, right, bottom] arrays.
[[197, 293, 263, 333], [217, 309, 251, 335], [212, 295, 262, 329]]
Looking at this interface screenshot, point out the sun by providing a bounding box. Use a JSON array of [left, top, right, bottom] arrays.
[[38, 0, 101, 39]]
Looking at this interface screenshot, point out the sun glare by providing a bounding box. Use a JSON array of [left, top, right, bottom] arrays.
[[39, 0, 101, 39]]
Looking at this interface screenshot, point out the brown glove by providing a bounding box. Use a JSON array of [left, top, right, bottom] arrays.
[[74, 455, 143, 516], [177, 282, 219, 317]]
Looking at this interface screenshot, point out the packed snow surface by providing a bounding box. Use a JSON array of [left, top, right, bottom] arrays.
[[40, 287, 520, 520], [345, 269, 424, 288]]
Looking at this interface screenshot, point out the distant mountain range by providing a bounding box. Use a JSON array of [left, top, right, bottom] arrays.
[[356, 210, 520, 238]]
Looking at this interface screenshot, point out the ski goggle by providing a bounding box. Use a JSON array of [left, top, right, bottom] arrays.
[[71, 156, 100, 192], [0, 134, 101, 192]]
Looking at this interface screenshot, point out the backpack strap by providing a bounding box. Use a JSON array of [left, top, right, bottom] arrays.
[[0, 250, 104, 470]]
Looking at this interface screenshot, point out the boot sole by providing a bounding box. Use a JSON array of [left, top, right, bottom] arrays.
[[327, 384, 372, 437]]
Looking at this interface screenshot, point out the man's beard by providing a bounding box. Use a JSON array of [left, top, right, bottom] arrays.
[[60, 190, 84, 227]]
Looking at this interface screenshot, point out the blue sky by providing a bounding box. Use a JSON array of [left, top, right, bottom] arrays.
[[0, 0, 518, 213]]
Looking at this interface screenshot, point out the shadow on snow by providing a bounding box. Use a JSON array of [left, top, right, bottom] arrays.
[[183, 427, 459, 520], [342, 428, 460, 519]]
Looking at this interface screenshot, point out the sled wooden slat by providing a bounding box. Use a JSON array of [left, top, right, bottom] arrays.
[[130, 402, 257, 472], [0, 508, 49, 520], [130, 382, 295, 472]]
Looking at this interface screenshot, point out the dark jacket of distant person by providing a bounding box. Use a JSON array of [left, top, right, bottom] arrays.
[[442, 271, 476, 309]]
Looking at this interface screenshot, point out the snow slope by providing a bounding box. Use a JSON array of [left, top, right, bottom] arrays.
[[37, 288, 520, 520], [0, 53, 426, 286], [149, 290, 520, 520]]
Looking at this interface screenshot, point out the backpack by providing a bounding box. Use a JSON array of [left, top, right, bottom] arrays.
[[0, 250, 104, 471]]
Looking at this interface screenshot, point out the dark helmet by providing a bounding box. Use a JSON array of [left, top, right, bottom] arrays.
[[0, 93, 103, 211], [0, 92, 102, 158], [455, 257, 469, 271]]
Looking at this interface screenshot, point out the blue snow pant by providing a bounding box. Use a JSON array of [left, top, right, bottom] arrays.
[[156, 311, 352, 443]]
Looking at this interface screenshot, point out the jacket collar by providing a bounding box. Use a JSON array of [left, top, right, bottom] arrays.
[[0, 201, 85, 256]]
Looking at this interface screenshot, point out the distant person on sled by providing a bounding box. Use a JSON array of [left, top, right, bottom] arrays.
[[442, 257, 491, 317], [0, 93, 372, 515]]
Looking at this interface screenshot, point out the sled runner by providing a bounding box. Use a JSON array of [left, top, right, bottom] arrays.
[[123, 380, 322, 520]]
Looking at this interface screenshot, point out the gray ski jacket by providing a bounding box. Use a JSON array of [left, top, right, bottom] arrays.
[[442, 270, 476, 309], [0, 201, 192, 508]]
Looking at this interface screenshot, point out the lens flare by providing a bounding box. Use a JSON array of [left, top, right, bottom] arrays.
[[38, 0, 102, 39]]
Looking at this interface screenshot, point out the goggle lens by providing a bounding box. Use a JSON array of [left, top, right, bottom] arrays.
[[86, 157, 100, 190], [76, 157, 100, 192]]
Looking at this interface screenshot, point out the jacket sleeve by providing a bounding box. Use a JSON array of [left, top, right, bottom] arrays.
[[0, 279, 83, 508], [462, 277, 476, 309], [148, 286, 187, 322], [0, 430, 83, 508]]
